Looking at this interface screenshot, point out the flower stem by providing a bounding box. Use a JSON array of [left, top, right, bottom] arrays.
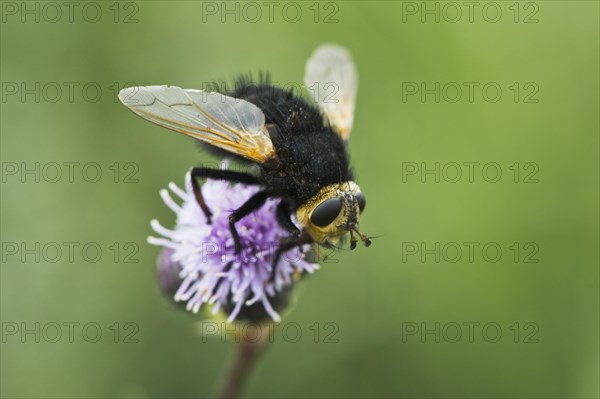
[[217, 324, 271, 399]]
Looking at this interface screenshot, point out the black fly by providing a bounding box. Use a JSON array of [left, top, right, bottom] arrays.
[[119, 44, 370, 269]]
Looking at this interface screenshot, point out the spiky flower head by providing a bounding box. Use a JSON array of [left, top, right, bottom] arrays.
[[149, 165, 318, 323]]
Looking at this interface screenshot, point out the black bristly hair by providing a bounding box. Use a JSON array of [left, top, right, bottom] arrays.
[[207, 75, 353, 206]]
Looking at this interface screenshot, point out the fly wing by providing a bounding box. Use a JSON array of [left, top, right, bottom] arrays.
[[304, 44, 358, 141], [118, 85, 276, 163]]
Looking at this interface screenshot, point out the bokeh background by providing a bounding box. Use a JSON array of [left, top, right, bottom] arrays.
[[1, 1, 598, 398]]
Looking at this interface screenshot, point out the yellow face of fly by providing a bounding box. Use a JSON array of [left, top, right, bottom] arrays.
[[296, 181, 368, 249]]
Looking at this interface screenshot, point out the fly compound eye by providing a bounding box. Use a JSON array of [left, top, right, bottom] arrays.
[[356, 192, 366, 212], [310, 197, 343, 227]]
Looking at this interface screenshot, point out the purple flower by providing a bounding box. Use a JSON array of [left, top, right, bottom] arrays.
[[148, 165, 319, 323]]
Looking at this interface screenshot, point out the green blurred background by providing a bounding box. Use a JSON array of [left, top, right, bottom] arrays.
[[1, 1, 598, 398]]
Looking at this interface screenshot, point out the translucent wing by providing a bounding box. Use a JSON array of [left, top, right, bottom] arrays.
[[118, 85, 275, 163], [304, 44, 358, 141]]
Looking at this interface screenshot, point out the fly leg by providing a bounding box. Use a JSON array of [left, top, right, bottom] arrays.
[[190, 167, 260, 224], [275, 200, 300, 237], [229, 191, 270, 254], [270, 231, 313, 284]]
